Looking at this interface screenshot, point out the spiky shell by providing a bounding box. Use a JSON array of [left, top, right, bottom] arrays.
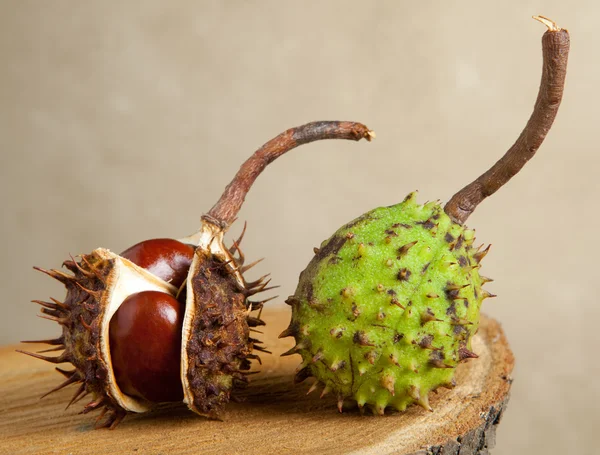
[[283, 192, 493, 415], [181, 222, 271, 417], [28, 249, 177, 428], [27, 222, 270, 427]]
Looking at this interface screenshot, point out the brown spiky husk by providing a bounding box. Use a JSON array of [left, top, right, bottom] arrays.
[[184, 247, 267, 418], [29, 241, 269, 427], [30, 252, 127, 428]]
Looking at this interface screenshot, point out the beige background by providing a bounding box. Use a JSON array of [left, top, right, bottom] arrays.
[[1, 1, 598, 454]]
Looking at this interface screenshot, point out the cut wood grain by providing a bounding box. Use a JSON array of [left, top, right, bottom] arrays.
[[0, 311, 513, 455]]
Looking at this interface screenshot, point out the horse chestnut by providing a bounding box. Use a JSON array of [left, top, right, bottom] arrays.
[[120, 239, 195, 289], [23, 120, 373, 428], [109, 291, 184, 403]]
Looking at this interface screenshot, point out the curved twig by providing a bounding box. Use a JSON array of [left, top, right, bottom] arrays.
[[444, 16, 570, 224], [205, 121, 374, 227]]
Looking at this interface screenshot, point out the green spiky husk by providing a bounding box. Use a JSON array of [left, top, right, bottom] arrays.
[[285, 192, 492, 414]]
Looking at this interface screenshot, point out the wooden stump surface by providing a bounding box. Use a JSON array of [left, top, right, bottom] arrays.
[[0, 311, 514, 455]]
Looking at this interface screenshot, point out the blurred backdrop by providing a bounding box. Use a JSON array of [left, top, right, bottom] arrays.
[[1, 1, 598, 454]]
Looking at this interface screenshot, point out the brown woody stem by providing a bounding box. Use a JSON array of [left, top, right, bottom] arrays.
[[444, 16, 570, 224], [205, 121, 374, 227]]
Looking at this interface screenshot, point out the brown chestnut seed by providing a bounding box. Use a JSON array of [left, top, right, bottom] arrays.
[[120, 239, 195, 289], [109, 291, 184, 403], [24, 120, 373, 429]]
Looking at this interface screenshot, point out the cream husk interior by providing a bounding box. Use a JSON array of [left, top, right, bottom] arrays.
[[95, 248, 178, 413], [180, 221, 245, 410]]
